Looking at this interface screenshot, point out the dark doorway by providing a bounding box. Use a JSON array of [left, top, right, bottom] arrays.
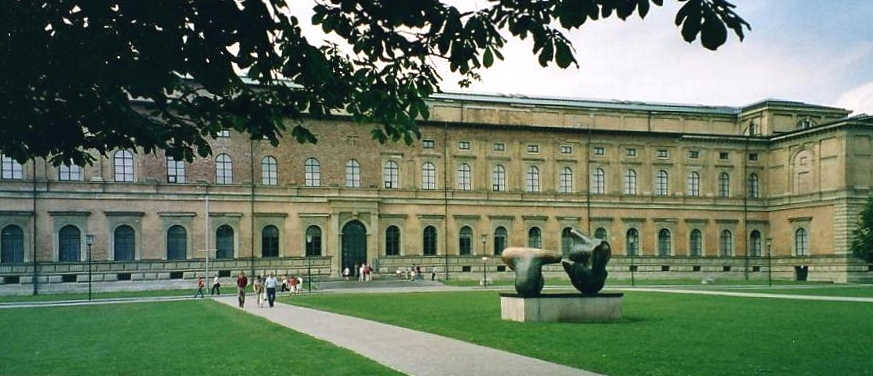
[[342, 221, 367, 274], [216, 225, 233, 259]]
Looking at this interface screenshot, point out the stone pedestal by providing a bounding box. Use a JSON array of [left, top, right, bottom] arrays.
[[500, 293, 623, 322]]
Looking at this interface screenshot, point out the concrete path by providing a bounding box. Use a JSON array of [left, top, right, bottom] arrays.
[[615, 287, 873, 303], [215, 296, 599, 376]]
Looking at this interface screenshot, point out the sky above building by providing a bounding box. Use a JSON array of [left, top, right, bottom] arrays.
[[292, 1, 873, 114]]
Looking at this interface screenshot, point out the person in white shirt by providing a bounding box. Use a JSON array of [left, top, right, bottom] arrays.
[[264, 273, 278, 307], [211, 276, 221, 295]]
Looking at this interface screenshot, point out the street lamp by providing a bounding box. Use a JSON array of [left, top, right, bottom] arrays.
[[766, 238, 772, 287], [85, 234, 95, 301], [481, 256, 488, 288], [306, 233, 312, 293]]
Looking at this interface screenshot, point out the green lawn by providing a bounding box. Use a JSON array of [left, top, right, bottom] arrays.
[[282, 291, 873, 376], [0, 300, 400, 375], [0, 288, 205, 303], [709, 286, 873, 298], [441, 278, 830, 288]]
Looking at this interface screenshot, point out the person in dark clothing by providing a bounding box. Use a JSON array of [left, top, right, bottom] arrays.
[[236, 272, 248, 308]]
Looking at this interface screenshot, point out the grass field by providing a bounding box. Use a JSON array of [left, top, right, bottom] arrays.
[[0, 288, 212, 303], [441, 278, 831, 288], [0, 300, 400, 375], [710, 286, 873, 298], [282, 291, 873, 376]]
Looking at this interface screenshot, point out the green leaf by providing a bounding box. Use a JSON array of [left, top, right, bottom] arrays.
[[555, 42, 573, 68], [483, 48, 494, 68]]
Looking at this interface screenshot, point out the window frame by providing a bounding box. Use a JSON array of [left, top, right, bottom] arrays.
[[215, 153, 233, 185]]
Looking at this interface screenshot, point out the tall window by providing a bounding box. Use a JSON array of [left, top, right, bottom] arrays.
[[492, 165, 506, 192], [528, 227, 542, 248], [113, 150, 134, 182], [561, 228, 574, 256], [216, 225, 233, 259], [384, 160, 399, 188], [687, 171, 700, 197], [459, 226, 473, 255], [304, 158, 320, 187], [215, 154, 233, 184], [690, 229, 702, 257], [795, 228, 808, 256], [719, 172, 730, 198], [750, 230, 762, 257], [559, 167, 573, 193], [655, 170, 669, 196], [113, 225, 135, 261], [423, 226, 437, 255], [166, 157, 185, 183], [626, 229, 639, 256], [166, 225, 187, 260], [525, 166, 540, 192], [306, 226, 322, 256], [657, 229, 671, 256], [494, 226, 507, 255], [422, 162, 436, 190], [720, 230, 733, 256], [594, 227, 607, 240], [59, 163, 82, 181], [624, 169, 637, 195], [385, 226, 400, 256], [748, 173, 760, 198], [592, 168, 605, 194], [457, 163, 471, 191], [345, 160, 361, 188], [0, 155, 23, 180], [261, 156, 278, 185], [59, 225, 81, 262], [262, 225, 279, 257], [1, 225, 24, 263]]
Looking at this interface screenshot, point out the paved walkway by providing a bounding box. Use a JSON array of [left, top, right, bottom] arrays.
[[215, 296, 598, 376], [614, 287, 873, 303]]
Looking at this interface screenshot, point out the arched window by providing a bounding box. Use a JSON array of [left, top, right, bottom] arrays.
[[385, 225, 400, 256], [559, 167, 573, 193], [261, 156, 278, 185], [216, 225, 234, 259], [492, 165, 506, 192], [345, 160, 361, 188], [59, 225, 81, 262], [1, 155, 23, 180], [561, 228, 574, 256], [457, 163, 471, 191], [626, 228, 639, 256], [305, 226, 321, 256], [459, 226, 473, 255], [525, 166, 540, 192], [795, 228, 808, 256], [655, 170, 669, 196], [720, 230, 733, 256], [304, 158, 320, 187], [166, 225, 187, 260], [59, 162, 82, 181], [422, 162, 436, 190], [719, 172, 730, 198], [624, 169, 637, 195], [423, 226, 437, 255], [528, 227, 542, 248], [494, 226, 507, 255], [592, 168, 605, 194], [594, 227, 607, 240], [262, 225, 279, 257], [690, 229, 702, 257], [384, 160, 399, 189], [658, 229, 671, 256], [114, 225, 135, 261], [113, 150, 134, 182], [166, 156, 185, 183], [748, 173, 760, 199], [1, 225, 24, 263], [750, 230, 762, 257], [687, 171, 700, 197], [215, 153, 233, 184]]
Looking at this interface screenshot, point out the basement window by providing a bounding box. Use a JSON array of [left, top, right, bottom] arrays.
[[3, 276, 20, 284], [692, 265, 701, 272], [169, 272, 183, 279], [462, 266, 471, 272], [62, 274, 77, 283], [722, 266, 732, 272], [661, 265, 670, 272], [117, 273, 132, 281], [496, 265, 507, 272], [219, 270, 231, 277]]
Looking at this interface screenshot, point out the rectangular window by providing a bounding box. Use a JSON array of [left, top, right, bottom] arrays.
[[692, 265, 701, 272], [422, 139, 435, 149], [61, 274, 77, 283], [218, 270, 231, 277], [169, 271, 184, 279], [626, 148, 637, 157], [117, 273, 132, 281], [661, 265, 670, 272], [719, 152, 729, 160], [657, 149, 669, 158], [560, 145, 573, 154], [688, 150, 699, 159], [58, 163, 82, 181], [748, 153, 758, 161], [722, 266, 732, 272], [526, 144, 539, 153], [593, 146, 605, 156], [218, 130, 230, 137], [752, 266, 761, 272], [458, 140, 471, 150], [1, 155, 24, 179], [493, 143, 505, 151], [461, 266, 471, 272], [167, 157, 186, 184]]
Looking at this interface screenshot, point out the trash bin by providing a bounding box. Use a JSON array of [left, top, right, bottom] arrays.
[[794, 265, 809, 281]]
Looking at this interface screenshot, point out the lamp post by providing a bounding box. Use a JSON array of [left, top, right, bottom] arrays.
[[306, 233, 312, 293], [766, 238, 772, 287], [85, 234, 95, 301], [481, 256, 488, 288]]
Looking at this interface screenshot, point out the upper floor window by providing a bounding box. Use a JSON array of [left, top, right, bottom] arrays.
[[421, 162, 436, 190], [1, 155, 23, 180], [687, 171, 700, 197], [656, 149, 669, 158], [688, 150, 700, 159], [422, 139, 435, 149], [719, 172, 730, 198], [345, 160, 361, 188], [166, 157, 185, 184], [655, 170, 669, 196], [748, 173, 760, 198], [719, 152, 729, 160], [492, 165, 506, 192], [493, 143, 505, 152], [458, 141, 471, 150], [797, 117, 816, 129], [304, 158, 320, 187], [215, 153, 232, 184], [217, 130, 230, 137], [593, 146, 605, 156], [457, 163, 471, 191], [559, 167, 573, 193], [59, 162, 82, 181], [526, 144, 539, 153], [384, 160, 399, 189], [261, 156, 278, 185], [623, 169, 637, 195], [592, 168, 605, 194], [748, 153, 758, 161], [113, 150, 134, 182], [560, 145, 573, 154], [626, 148, 637, 157], [525, 166, 540, 192]]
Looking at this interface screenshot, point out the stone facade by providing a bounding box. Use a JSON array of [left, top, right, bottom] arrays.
[[2, 93, 873, 294]]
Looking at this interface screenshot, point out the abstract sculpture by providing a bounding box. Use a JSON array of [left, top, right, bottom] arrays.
[[500, 247, 562, 296]]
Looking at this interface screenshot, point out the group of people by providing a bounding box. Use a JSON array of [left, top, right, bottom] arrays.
[[194, 272, 304, 309], [193, 275, 224, 298], [395, 264, 433, 281], [343, 263, 374, 281]]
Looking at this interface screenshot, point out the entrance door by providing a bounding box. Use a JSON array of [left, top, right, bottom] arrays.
[[342, 221, 367, 274]]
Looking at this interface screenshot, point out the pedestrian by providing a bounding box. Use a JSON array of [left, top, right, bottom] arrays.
[[211, 275, 221, 295], [296, 275, 303, 294], [431, 266, 437, 281], [354, 263, 360, 280], [254, 275, 264, 308], [280, 275, 288, 293], [236, 272, 248, 308], [265, 273, 278, 308], [194, 276, 205, 298], [358, 263, 365, 282], [289, 274, 297, 296], [343, 266, 350, 280], [367, 264, 373, 281]]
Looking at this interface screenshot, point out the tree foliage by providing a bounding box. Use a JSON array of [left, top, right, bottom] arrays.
[[1, 0, 749, 165], [850, 196, 873, 263]]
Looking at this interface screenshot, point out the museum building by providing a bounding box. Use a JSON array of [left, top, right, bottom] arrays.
[[1, 92, 872, 293]]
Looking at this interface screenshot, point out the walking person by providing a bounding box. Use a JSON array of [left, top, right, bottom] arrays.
[[194, 276, 205, 298], [343, 266, 350, 280], [253, 275, 264, 308], [296, 275, 303, 294], [265, 273, 278, 308], [289, 275, 297, 296], [354, 263, 360, 281], [236, 272, 248, 308], [211, 275, 221, 295]]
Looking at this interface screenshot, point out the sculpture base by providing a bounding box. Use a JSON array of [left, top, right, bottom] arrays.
[[499, 293, 623, 322]]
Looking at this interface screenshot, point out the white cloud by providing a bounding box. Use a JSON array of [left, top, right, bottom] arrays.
[[836, 81, 873, 115]]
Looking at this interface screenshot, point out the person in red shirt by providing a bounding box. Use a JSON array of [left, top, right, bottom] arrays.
[[194, 276, 205, 298], [236, 272, 248, 308]]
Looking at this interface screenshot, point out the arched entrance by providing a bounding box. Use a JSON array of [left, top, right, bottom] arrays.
[[341, 221, 367, 274]]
